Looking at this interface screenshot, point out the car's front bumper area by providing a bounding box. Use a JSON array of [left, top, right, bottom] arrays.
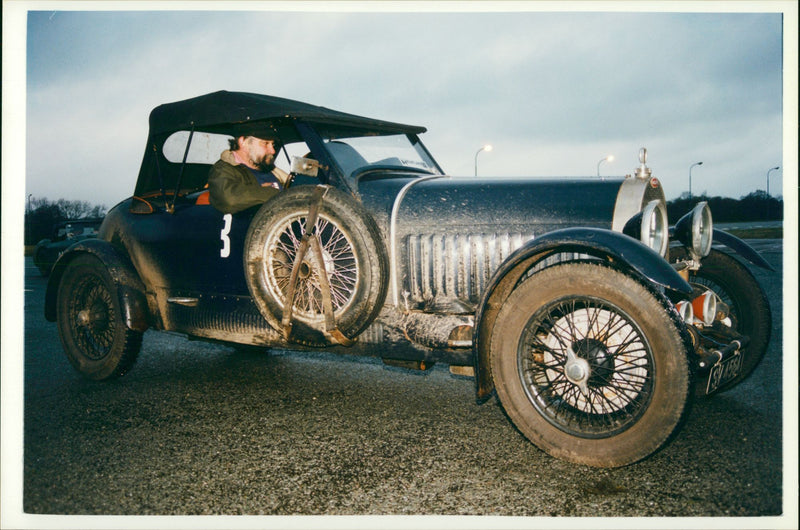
[[694, 333, 749, 394]]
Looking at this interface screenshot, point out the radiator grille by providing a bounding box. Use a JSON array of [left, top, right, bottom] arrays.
[[405, 232, 532, 305]]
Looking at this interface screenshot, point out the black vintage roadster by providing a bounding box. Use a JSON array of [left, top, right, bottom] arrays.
[[45, 91, 773, 467]]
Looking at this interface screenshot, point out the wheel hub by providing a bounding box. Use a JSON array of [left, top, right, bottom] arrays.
[[564, 346, 591, 395], [299, 246, 334, 280], [297, 261, 312, 279], [564, 338, 617, 396], [565, 357, 589, 383], [77, 309, 91, 325], [76, 302, 110, 332], [573, 338, 614, 386]]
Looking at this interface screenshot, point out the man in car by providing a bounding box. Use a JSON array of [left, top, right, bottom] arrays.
[[207, 133, 290, 214]]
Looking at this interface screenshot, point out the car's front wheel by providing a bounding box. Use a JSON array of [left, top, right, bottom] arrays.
[[490, 262, 691, 467], [56, 254, 142, 380]]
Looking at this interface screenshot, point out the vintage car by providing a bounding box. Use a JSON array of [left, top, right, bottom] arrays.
[[32, 217, 103, 276], [44, 91, 773, 467]]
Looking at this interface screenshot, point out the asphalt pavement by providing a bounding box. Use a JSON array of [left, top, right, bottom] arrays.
[[10, 242, 793, 527]]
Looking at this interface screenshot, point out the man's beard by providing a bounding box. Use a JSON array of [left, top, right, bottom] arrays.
[[253, 154, 275, 173]]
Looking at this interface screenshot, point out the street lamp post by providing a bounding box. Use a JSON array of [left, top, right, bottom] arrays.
[[596, 155, 614, 179], [26, 194, 33, 246], [767, 166, 780, 196], [689, 161, 703, 197], [474, 144, 492, 176]]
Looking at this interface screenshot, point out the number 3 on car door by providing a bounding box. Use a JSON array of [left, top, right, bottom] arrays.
[[220, 213, 232, 258]]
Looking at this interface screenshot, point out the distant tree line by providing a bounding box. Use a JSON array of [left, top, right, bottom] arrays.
[[666, 191, 783, 224], [25, 197, 107, 246]]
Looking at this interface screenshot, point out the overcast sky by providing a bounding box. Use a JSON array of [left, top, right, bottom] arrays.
[[8, 3, 796, 209], [2, 4, 798, 527]]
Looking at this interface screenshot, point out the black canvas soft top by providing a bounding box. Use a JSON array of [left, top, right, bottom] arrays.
[[134, 91, 428, 199], [148, 90, 426, 136]]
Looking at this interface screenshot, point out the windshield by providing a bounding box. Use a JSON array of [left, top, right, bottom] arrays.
[[321, 133, 441, 179]]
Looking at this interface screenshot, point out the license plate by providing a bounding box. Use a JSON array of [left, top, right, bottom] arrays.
[[706, 350, 744, 394]]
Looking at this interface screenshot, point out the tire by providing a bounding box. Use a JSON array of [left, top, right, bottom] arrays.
[[56, 254, 142, 380], [672, 247, 772, 393], [244, 186, 388, 346], [490, 262, 691, 467]]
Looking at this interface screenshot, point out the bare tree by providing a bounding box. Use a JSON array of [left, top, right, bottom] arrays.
[[56, 198, 94, 219], [25, 197, 108, 245]]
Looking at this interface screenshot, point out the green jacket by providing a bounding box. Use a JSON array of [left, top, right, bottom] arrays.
[[207, 150, 289, 214]]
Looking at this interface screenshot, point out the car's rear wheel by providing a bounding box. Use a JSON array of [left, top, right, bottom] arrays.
[[56, 254, 142, 380], [671, 247, 772, 393], [244, 185, 388, 346], [490, 262, 691, 467]]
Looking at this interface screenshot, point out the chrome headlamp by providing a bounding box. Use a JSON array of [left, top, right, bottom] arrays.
[[674, 202, 713, 258], [623, 199, 669, 257]]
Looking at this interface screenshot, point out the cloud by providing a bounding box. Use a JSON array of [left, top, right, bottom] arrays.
[[21, 9, 787, 207]]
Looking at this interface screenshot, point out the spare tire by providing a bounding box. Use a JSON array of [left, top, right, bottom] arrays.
[[244, 185, 388, 346]]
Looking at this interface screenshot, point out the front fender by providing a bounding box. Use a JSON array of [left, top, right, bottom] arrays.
[[45, 239, 150, 332], [472, 227, 692, 402], [486, 227, 693, 298], [712, 229, 775, 272]]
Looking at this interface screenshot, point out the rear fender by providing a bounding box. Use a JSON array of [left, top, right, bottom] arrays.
[[472, 227, 692, 401], [44, 239, 150, 332]]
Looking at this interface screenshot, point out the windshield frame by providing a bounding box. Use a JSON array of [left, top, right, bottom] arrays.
[[313, 127, 444, 185]]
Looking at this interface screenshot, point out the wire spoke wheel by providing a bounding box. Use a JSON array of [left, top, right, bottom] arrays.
[[67, 275, 117, 360], [266, 213, 359, 320], [56, 254, 142, 380], [490, 262, 690, 467], [519, 297, 654, 438]]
